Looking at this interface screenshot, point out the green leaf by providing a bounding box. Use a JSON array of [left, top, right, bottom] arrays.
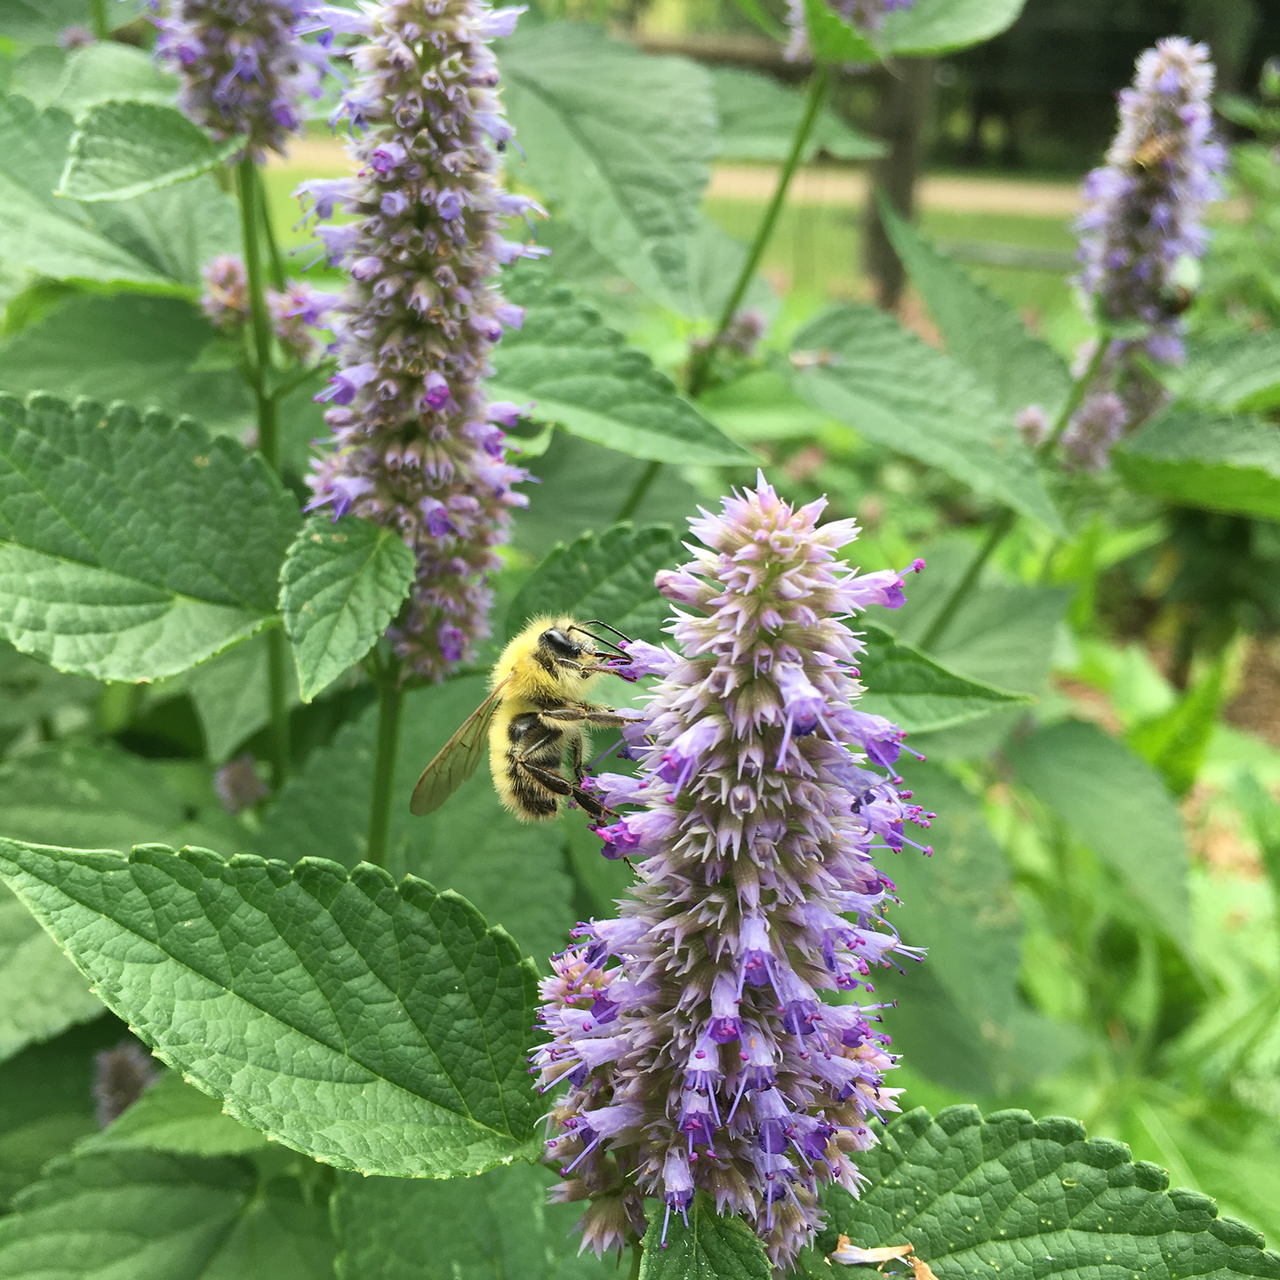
[[280, 515, 415, 702], [640, 1192, 772, 1280], [858, 622, 1031, 735], [59, 101, 243, 202], [882, 0, 1028, 54], [878, 200, 1070, 418], [803, 1106, 1278, 1280], [802, 0, 879, 64], [0, 294, 252, 436], [500, 24, 716, 313], [0, 393, 299, 682], [0, 1017, 128, 1208], [711, 67, 882, 163], [1113, 407, 1280, 521], [1127, 654, 1228, 797], [256, 676, 576, 968], [0, 640, 98, 734], [515, 432, 700, 560], [789, 305, 1063, 532], [876, 763, 1076, 1094], [51, 42, 180, 119], [77, 1072, 269, 1159], [0, 95, 238, 292], [0, 840, 541, 1178], [0, 741, 249, 1061], [1175, 331, 1280, 413], [491, 270, 752, 465], [184, 635, 302, 764], [0, 1149, 336, 1280], [1011, 719, 1190, 944], [506, 523, 680, 646], [0, 0, 96, 42], [333, 1162, 602, 1280]]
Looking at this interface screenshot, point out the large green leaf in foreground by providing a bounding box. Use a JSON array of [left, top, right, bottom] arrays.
[[803, 1106, 1276, 1280], [0, 394, 299, 681], [0, 841, 540, 1178]]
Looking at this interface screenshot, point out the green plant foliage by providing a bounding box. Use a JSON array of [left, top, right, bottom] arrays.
[[0, 95, 237, 292], [0, 0, 99, 43], [76, 1071, 269, 1159], [0, 1017, 128, 1208], [879, 201, 1070, 417], [1127, 655, 1229, 797], [182, 635, 303, 764], [802, 0, 878, 65], [280, 515, 416, 702], [1011, 719, 1190, 944], [0, 1149, 336, 1280], [882, 0, 1029, 54], [789, 305, 1063, 532], [877, 763, 1075, 1094], [333, 1162, 601, 1280], [59, 101, 243, 202], [1175, 332, 1280, 414], [710, 67, 882, 163], [50, 42, 179, 119], [1113, 408, 1280, 521], [0, 641, 97, 737], [803, 1106, 1278, 1280], [514, 432, 701, 559], [0, 294, 252, 434], [506, 523, 682, 646], [858, 622, 1032, 735], [255, 677, 576, 966], [492, 270, 751, 465], [499, 25, 716, 314], [640, 1193, 773, 1280], [0, 393, 299, 682], [0, 841, 541, 1178]]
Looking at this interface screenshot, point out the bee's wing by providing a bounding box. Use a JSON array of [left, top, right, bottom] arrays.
[[409, 678, 509, 817]]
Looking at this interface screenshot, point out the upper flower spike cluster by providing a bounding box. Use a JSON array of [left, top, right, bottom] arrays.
[[532, 477, 931, 1269], [783, 0, 914, 62], [152, 0, 329, 160], [1064, 38, 1226, 468], [299, 0, 542, 679]]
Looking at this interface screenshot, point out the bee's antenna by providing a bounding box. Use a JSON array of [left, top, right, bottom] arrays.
[[578, 620, 632, 644], [568, 622, 631, 659]]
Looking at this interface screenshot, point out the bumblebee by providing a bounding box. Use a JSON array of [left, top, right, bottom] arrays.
[[409, 615, 636, 822]]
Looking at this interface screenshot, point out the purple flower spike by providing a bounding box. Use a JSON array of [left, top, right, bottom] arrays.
[[1068, 37, 1226, 460], [152, 1, 330, 160], [301, 0, 535, 680], [532, 477, 925, 1268]]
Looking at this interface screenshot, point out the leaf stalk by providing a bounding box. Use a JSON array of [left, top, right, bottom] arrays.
[[367, 662, 405, 870]]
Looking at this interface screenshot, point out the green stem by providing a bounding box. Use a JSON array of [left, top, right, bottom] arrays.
[[257, 173, 288, 293], [237, 156, 281, 470], [614, 460, 662, 524], [917, 330, 1112, 650], [89, 0, 109, 39], [628, 1239, 644, 1280], [917, 509, 1016, 651], [265, 627, 291, 790], [366, 666, 405, 870], [685, 64, 831, 400], [238, 155, 289, 786]]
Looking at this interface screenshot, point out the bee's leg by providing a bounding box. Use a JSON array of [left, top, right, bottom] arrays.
[[568, 732, 585, 784], [539, 704, 636, 729], [517, 760, 612, 822]]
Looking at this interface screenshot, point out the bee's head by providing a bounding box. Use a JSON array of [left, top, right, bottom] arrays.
[[540, 627, 587, 660]]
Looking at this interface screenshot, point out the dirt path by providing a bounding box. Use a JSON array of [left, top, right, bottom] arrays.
[[272, 139, 1082, 217]]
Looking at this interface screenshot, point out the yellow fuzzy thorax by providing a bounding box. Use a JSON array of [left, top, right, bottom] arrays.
[[489, 614, 599, 706]]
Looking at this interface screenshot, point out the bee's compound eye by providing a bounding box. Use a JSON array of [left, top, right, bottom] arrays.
[[541, 628, 581, 658]]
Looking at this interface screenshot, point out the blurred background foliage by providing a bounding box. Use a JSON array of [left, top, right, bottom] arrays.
[[0, 0, 1278, 1258]]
